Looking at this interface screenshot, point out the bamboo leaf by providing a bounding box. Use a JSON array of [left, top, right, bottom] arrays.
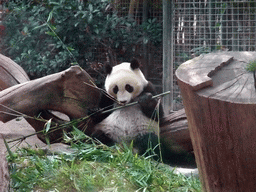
[[4, 138, 17, 160], [45, 118, 52, 133]]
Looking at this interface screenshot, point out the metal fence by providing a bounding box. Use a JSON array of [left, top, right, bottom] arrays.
[[2, 0, 256, 111], [172, 0, 256, 110], [88, 0, 256, 111]]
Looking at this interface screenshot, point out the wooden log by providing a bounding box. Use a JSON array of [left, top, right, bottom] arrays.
[[0, 54, 29, 91], [176, 51, 256, 191], [0, 53, 72, 142], [0, 65, 101, 142], [160, 108, 192, 153]]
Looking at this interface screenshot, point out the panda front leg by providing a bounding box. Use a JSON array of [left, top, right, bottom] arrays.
[[138, 92, 164, 121]]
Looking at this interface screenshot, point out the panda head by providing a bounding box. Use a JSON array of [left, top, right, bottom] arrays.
[[105, 59, 148, 104]]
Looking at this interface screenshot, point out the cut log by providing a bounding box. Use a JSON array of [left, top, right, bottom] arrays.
[[176, 51, 256, 191]]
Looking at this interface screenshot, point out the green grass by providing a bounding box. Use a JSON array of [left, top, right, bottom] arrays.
[[7, 129, 201, 192]]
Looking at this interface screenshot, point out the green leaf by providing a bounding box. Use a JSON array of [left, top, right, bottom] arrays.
[[32, 23, 47, 31], [94, 28, 99, 34], [45, 118, 52, 133], [45, 136, 50, 146], [47, 10, 53, 23], [67, 46, 75, 51], [45, 31, 56, 37], [88, 4, 93, 12], [4, 138, 17, 160]]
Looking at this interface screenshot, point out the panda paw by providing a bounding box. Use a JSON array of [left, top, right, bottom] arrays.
[[88, 107, 101, 116], [138, 93, 153, 107]]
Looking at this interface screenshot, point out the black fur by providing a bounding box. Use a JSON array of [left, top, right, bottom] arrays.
[[136, 82, 164, 121], [89, 92, 114, 124], [130, 58, 140, 70], [105, 64, 112, 74]]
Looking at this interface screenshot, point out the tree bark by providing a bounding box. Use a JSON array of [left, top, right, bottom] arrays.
[[160, 108, 192, 153], [0, 54, 29, 91], [0, 65, 101, 142], [0, 134, 9, 192], [176, 51, 256, 191]]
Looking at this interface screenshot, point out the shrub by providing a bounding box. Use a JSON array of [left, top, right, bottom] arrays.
[[2, 0, 162, 80]]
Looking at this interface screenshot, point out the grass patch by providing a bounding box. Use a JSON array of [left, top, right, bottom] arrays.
[[7, 130, 201, 191]]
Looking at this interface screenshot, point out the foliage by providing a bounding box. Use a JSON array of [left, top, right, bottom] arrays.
[[2, 0, 162, 79], [245, 60, 256, 72], [7, 128, 201, 191]]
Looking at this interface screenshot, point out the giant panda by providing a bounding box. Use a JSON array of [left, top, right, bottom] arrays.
[[91, 59, 164, 157]]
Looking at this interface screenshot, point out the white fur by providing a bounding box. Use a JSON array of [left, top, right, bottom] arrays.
[[105, 62, 148, 103], [94, 105, 159, 143], [94, 62, 158, 143]]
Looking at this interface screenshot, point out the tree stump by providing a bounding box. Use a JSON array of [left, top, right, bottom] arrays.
[[176, 51, 256, 191]]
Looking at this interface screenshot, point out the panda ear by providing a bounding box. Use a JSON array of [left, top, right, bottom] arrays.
[[130, 58, 140, 70], [105, 64, 112, 74]]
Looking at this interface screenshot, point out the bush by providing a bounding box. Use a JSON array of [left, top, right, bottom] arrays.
[[2, 0, 162, 80]]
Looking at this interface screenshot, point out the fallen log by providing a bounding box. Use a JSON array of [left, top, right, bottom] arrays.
[[0, 53, 77, 142], [160, 108, 192, 153], [0, 65, 101, 142], [0, 54, 30, 91]]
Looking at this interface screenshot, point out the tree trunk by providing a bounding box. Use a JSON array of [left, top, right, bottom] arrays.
[[176, 51, 256, 191]]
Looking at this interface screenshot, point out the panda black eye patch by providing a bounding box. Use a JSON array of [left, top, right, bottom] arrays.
[[125, 84, 134, 93], [113, 85, 118, 94]]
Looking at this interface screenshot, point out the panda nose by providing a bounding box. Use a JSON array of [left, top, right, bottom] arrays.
[[120, 100, 127, 105]]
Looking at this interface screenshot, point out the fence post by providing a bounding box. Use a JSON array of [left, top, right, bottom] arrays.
[[162, 0, 173, 113]]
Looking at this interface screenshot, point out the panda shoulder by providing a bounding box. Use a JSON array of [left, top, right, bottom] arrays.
[[143, 81, 157, 95]]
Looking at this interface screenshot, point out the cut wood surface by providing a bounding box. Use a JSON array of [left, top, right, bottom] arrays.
[[176, 51, 256, 191]]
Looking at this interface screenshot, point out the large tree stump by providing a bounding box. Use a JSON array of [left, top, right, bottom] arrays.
[[176, 51, 256, 191]]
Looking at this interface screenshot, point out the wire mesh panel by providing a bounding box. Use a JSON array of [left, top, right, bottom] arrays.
[[172, 0, 256, 109], [88, 0, 163, 92]]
